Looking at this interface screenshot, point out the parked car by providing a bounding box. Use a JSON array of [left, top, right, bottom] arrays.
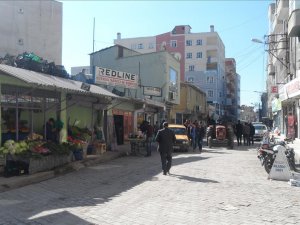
[[168, 124, 190, 152], [253, 123, 268, 141]]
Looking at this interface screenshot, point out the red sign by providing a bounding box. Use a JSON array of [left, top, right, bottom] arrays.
[[271, 86, 278, 93]]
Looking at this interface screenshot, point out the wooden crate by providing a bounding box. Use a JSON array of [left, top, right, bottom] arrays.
[[94, 143, 106, 155]]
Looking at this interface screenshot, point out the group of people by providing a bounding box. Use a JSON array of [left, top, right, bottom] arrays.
[[183, 119, 205, 152], [234, 120, 255, 146]]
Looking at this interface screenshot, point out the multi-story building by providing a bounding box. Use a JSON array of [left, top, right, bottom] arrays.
[[225, 58, 240, 122], [114, 25, 227, 119], [0, 0, 62, 64], [266, 0, 300, 138]]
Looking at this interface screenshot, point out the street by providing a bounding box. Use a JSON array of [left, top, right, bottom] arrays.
[[0, 143, 300, 225]]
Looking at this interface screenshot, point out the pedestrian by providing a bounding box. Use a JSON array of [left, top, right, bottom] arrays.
[[155, 122, 176, 175], [46, 118, 57, 142], [197, 122, 206, 152], [145, 121, 154, 157], [243, 122, 250, 146], [235, 120, 243, 146], [249, 122, 255, 145]]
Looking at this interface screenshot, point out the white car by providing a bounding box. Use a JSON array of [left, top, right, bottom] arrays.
[[253, 123, 268, 141]]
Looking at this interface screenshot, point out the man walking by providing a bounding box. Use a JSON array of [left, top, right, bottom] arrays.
[[235, 120, 243, 146], [155, 122, 176, 175]]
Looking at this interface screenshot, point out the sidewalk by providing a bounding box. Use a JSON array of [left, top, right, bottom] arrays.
[[0, 142, 131, 193], [286, 138, 300, 165]]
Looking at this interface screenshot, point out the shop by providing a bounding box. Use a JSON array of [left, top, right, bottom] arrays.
[[0, 65, 119, 175], [279, 78, 300, 139]]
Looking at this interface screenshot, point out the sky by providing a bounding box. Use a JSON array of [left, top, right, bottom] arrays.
[[61, 0, 273, 107]]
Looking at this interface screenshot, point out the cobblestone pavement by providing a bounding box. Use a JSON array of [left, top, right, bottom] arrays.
[[0, 143, 300, 225]]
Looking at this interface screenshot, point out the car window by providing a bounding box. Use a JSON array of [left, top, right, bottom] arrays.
[[254, 125, 267, 130], [170, 127, 186, 135]]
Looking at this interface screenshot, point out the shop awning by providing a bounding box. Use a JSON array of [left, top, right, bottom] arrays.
[[0, 64, 119, 99]]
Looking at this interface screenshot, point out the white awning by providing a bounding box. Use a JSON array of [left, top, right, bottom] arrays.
[[0, 64, 118, 99]]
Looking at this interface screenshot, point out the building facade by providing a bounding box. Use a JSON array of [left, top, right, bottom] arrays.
[[266, 0, 300, 138], [114, 25, 227, 119], [90, 45, 180, 143], [0, 0, 62, 64], [170, 82, 207, 125], [224, 58, 240, 122]]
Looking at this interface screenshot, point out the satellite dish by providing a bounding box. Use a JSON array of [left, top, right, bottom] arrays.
[[160, 41, 167, 50], [174, 52, 181, 61]]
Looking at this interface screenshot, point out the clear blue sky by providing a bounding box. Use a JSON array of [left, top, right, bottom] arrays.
[[61, 0, 272, 106]]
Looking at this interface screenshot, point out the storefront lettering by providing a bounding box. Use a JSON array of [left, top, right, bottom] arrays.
[[95, 66, 138, 88], [286, 79, 300, 95]]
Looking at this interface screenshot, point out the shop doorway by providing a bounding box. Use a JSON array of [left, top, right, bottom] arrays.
[[113, 115, 124, 145]]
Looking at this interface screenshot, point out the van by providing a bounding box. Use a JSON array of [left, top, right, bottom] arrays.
[[253, 123, 268, 141]]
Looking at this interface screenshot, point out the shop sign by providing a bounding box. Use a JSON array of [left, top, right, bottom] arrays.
[[272, 98, 281, 112], [95, 66, 138, 89], [81, 82, 90, 91], [271, 86, 278, 93], [143, 86, 162, 97], [285, 78, 300, 98]]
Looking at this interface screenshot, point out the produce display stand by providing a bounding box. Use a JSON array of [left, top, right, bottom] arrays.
[[128, 138, 146, 156]]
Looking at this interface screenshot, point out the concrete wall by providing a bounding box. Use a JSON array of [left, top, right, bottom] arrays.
[[0, 0, 62, 64]]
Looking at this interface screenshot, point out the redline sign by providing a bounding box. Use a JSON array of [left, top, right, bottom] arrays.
[[95, 66, 138, 88]]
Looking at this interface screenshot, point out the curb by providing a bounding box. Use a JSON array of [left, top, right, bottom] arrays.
[[0, 149, 128, 193]]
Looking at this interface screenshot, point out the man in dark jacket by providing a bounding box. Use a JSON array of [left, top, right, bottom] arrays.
[[249, 122, 255, 145], [235, 120, 243, 146], [155, 122, 176, 175]]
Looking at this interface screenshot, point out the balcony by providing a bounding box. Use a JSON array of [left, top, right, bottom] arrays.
[[207, 56, 218, 63], [276, 0, 289, 20], [288, 9, 300, 37], [272, 17, 284, 34]]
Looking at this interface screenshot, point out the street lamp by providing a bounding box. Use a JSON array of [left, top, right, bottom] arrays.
[[251, 38, 264, 44]]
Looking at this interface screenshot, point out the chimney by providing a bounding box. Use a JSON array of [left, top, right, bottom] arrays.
[[210, 25, 214, 32], [117, 32, 121, 40]]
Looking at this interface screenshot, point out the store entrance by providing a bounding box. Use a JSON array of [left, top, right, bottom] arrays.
[[113, 115, 124, 145]]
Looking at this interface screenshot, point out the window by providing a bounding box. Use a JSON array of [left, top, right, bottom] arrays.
[[196, 39, 203, 45], [187, 77, 194, 82], [170, 40, 177, 48], [208, 90, 214, 97], [186, 53, 192, 59], [137, 43, 144, 49], [186, 40, 192, 46], [169, 67, 177, 87], [189, 65, 195, 71], [206, 76, 214, 83], [149, 43, 154, 49], [219, 92, 222, 97], [196, 52, 203, 58]]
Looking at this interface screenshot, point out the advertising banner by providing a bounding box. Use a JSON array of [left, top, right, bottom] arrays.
[[95, 66, 138, 89]]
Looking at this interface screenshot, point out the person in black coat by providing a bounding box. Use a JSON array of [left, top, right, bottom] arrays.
[[155, 122, 176, 175], [249, 122, 255, 145], [235, 120, 243, 146]]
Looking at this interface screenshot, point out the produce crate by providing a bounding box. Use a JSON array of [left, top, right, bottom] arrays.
[[94, 143, 106, 155], [29, 153, 73, 174], [0, 154, 5, 166]]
